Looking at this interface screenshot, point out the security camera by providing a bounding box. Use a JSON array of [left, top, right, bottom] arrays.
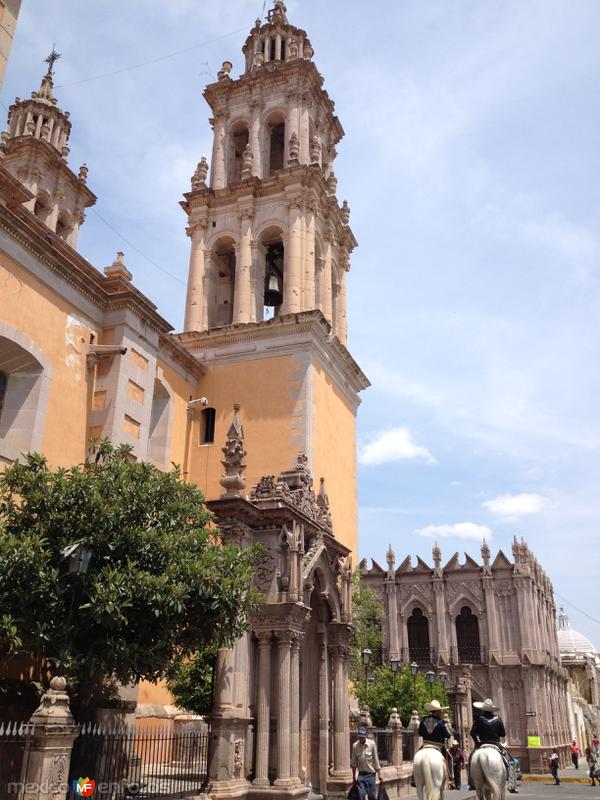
[[187, 396, 209, 407]]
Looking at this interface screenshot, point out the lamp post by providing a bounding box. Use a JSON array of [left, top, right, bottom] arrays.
[[411, 661, 419, 710], [390, 655, 401, 695], [60, 543, 93, 675], [439, 671, 448, 689], [362, 647, 372, 687], [426, 669, 435, 700]]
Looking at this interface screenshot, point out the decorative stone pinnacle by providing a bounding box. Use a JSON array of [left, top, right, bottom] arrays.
[[386, 544, 395, 571], [432, 541, 442, 569], [104, 251, 132, 282], [78, 163, 88, 182], [220, 403, 247, 499], [217, 61, 233, 81]]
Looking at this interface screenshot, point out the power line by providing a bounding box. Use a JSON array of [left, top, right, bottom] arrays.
[[56, 27, 247, 89], [556, 593, 600, 627], [91, 208, 186, 286]]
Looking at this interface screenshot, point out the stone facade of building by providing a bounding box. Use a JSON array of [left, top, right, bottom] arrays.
[[360, 539, 571, 772], [557, 610, 600, 747], [0, 0, 21, 93]]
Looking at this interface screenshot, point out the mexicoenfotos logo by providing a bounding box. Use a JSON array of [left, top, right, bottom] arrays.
[[72, 777, 96, 796]]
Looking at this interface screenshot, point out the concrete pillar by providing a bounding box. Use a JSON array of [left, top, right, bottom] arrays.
[[320, 233, 334, 324], [251, 240, 266, 322], [184, 222, 208, 331], [21, 677, 78, 800], [211, 113, 228, 189], [385, 580, 400, 659], [319, 627, 330, 793], [482, 577, 500, 660], [253, 632, 272, 786], [233, 211, 254, 324], [304, 203, 316, 310], [433, 581, 449, 663], [275, 34, 282, 61], [331, 645, 351, 778], [290, 633, 302, 784], [274, 631, 293, 786], [213, 647, 235, 713], [250, 103, 262, 177], [283, 202, 302, 314]]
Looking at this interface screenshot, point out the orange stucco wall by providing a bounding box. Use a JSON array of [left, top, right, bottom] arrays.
[[187, 354, 299, 500], [309, 360, 358, 555], [0, 251, 93, 467]]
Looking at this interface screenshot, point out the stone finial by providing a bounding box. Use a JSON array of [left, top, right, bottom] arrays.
[[481, 538, 491, 575], [241, 144, 254, 180], [288, 39, 299, 60], [288, 131, 300, 166], [253, 50, 265, 68], [30, 675, 73, 722], [409, 709, 420, 730], [78, 163, 88, 182], [316, 476, 332, 529], [269, 0, 288, 24], [61, 144, 70, 159], [304, 43, 314, 60], [340, 200, 350, 225], [220, 403, 247, 499], [388, 707, 402, 729], [327, 172, 337, 196], [310, 136, 321, 165], [386, 544, 395, 572], [104, 251, 132, 282], [358, 705, 373, 728], [432, 541, 442, 569], [217, 61, 233, 81], [191, 156, 209, 190]]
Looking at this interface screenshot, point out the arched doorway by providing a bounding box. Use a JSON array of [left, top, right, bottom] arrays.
[[456, 606, 481, 663], [407, 607, 430, 664]]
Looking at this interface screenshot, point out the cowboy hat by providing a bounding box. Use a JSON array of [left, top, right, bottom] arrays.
[[473, 698, 498, 712], [357, 725, 368, 736], [425, 699, 449, 712]]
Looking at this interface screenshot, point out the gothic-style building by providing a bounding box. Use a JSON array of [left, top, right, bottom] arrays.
[[360, 539, 571, 772]]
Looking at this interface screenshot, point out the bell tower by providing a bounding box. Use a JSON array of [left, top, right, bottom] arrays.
[[179, 1, 368, 554]]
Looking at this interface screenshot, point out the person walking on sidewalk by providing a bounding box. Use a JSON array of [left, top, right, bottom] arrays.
[[550, 750, 560, 785], [449, 740, 465, 790], [351, 725, 382, 800], [570, 741, 581, 769]]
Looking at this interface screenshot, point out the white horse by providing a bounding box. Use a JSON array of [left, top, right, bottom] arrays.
[[414, 746, 447, 800], [471, 745, 507, 800]]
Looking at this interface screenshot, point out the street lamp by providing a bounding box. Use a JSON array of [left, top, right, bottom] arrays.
[[362, 648, 372, 686], [439, 671, 448, 689], [390, 655, 401, 694], [60, 543, 93, 675], [426, 669, 435, 699], [411, 661, 419, 710]]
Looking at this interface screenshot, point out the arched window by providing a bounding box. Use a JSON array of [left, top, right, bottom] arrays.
[[213, 244, 236, 327], [258, 225, 286, 322], [456, 606, 481, 663], [201, 407, 216, 445], [407, 607, 431, 664], [268, 118, 285, 174], [229, 122, 250, 183]]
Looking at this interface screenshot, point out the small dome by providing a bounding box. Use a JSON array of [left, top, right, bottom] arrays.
[[557, 609, 596, 654]]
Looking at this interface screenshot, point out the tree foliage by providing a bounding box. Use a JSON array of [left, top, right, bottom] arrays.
[[352, 664, 449, 728], [349, 568, 384, 684], [166, 646, 217, 717], [0, 443, 261, 706]]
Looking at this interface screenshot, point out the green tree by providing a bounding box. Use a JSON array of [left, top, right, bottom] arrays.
[[166, 645, 218, 717], [0, 442, 261, 710], [352, 665, 448, 728], [350, 568, 384, 684]]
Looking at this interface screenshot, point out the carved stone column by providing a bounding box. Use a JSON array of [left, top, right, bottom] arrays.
[[319, 626, 330, 794], [284, 201, 302, 314], [330, 643, 351, 778], [213, 646, 235, 713], [184, 221, 208, 332], [385, 579, 400, 659], [433, 580, 449, 663], [251, 240, 266, 322], [234, 209, 254, 324], [253, 632, 272, 786], [336, 270, 348, 344], [303, 202, 316, 309], [482, 575, 500, 661], [274, 630, 293, 786], [250, 101, 262, 177], [320, 230, 333, 323], [21, 677, 78, 800], [290, 632, 303, 784], [211, 112, 228, 189]]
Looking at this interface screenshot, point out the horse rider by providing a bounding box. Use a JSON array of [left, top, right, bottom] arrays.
[[418, 699, 453, 780], [469, 698, 518, 793]]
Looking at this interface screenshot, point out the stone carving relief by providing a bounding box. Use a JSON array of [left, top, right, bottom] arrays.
[[233, 738, 244, 778], [254, 549, 276, 593]]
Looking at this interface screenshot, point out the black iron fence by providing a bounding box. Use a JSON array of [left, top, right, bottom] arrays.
[[0, 721, 34, 798], [66, 722, 209, 800], [400, 647, 437, 666], [449, 645, 487, 665]]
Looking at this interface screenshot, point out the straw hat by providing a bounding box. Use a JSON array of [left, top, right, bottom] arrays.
[[473, 698, 498, 712], [425, 699, 449, 712]]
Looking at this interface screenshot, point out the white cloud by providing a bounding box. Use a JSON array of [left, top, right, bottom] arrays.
[[416, 523, 492, 541], [482, 492, 544, 517], [358, 427, 436, 466]]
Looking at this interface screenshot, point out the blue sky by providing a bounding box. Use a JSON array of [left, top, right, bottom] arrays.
[[4, 1, 599, 644]]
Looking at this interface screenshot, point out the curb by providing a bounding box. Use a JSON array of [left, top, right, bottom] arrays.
[[522, 776, 593, 784]]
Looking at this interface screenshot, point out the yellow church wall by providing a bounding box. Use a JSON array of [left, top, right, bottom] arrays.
[[309, 360, 358, 556], [187, 354, 299, 500], [0, 251, 93, 467], [156, 356, 196, 471]]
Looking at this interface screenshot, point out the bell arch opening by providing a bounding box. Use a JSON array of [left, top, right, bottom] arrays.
[[33, 191, 52, 225], [455, 605, 481, 664], [208, 237, 236, 328], [229, 120, 250, 183], [267, 112, 286, 175], [407, 607, 431, 664], [258, 225, 285, 322]]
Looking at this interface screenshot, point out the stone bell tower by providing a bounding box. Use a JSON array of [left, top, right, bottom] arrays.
[[179, 1, 368, 554], [0, 48, 96, 250]]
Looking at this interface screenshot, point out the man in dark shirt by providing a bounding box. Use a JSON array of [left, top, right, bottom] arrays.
[[470, 698, 518, 793], [417, 699, 453, 780]]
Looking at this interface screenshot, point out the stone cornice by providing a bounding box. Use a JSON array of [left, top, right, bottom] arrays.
[[4, 137, 96, 206], [175, 310, 370, 405], [158, 333, 205, 380], [0, 164, 33, 208]]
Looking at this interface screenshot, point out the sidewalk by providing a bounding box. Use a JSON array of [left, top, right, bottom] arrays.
[[522, 764, 594, 784]]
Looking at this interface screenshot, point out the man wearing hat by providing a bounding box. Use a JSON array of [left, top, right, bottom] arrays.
[[417, 699, 453, 781], [469, 698, 518, 793], [351, 725, 382, 800]]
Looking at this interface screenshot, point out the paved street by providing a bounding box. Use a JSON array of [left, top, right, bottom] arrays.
[[441, 778, 600, 800]]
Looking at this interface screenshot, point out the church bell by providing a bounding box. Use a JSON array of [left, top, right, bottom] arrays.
[[264, 270, 283, 307]]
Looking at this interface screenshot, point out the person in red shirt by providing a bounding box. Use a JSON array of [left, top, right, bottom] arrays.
[[570, 741, 581, 769]]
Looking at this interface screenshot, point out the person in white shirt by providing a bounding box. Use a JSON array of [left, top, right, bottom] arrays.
[[351, 726, 382, 800]]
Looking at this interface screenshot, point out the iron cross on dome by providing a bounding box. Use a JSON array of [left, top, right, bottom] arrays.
[[44, 45, 62, 76]]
